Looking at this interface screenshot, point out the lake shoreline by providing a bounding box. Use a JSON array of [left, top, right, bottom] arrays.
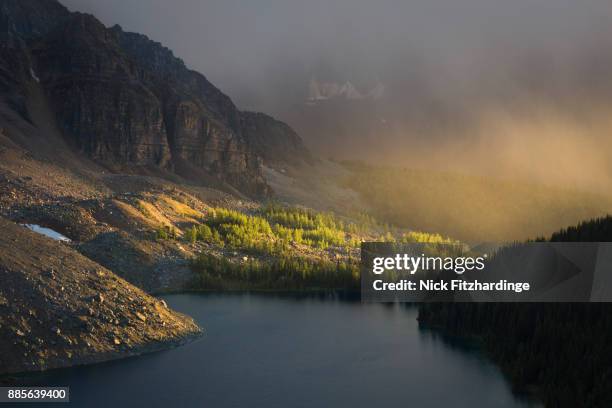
[[3, 292, 537, 408], [16, 293, 532, 407], [417, 318, 543, 405], [0, 328, 203, 379]]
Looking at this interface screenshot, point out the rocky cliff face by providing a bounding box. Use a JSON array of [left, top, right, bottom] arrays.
[[30, 14, 172, 168], [239, 111, 311, 166], [0, 0, 69, 40], [0, 0, 309, 197], [111, 27, 268, 194]]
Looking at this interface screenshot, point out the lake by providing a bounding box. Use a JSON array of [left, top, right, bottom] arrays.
[[9, 293, 540, 407]]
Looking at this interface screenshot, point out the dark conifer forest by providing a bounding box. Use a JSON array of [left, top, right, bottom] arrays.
[[419, 216, 612, 407]]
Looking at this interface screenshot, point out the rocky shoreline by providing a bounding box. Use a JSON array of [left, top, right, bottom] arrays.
[[1, 328, 202, 380], [0, 218, 202, 376]]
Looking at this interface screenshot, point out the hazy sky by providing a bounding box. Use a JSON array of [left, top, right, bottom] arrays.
[[60, 0, 612, 110]]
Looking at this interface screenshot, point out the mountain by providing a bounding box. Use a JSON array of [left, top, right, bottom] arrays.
[[0, 1, 319, 373], [306, 78, 385, 104], [0, 0, 309, 198]]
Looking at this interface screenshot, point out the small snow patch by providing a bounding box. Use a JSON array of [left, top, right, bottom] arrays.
[[21, 224, 71, 242], [29, 68, 40, 83]]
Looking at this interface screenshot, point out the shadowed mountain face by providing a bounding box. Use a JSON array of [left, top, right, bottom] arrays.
[[0, 0, 309, 198]]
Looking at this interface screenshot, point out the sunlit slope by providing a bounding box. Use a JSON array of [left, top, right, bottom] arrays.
[[0, 217, 200, 375], [344, 162, 612, 242]]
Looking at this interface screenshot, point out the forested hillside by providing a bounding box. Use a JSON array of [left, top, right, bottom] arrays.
[[186, 204, 455, 290], [344, 162, 612, 241], [419, 216, 612, 407]]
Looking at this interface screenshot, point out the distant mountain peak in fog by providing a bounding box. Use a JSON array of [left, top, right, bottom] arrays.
[[307, 78, 385, 104]]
